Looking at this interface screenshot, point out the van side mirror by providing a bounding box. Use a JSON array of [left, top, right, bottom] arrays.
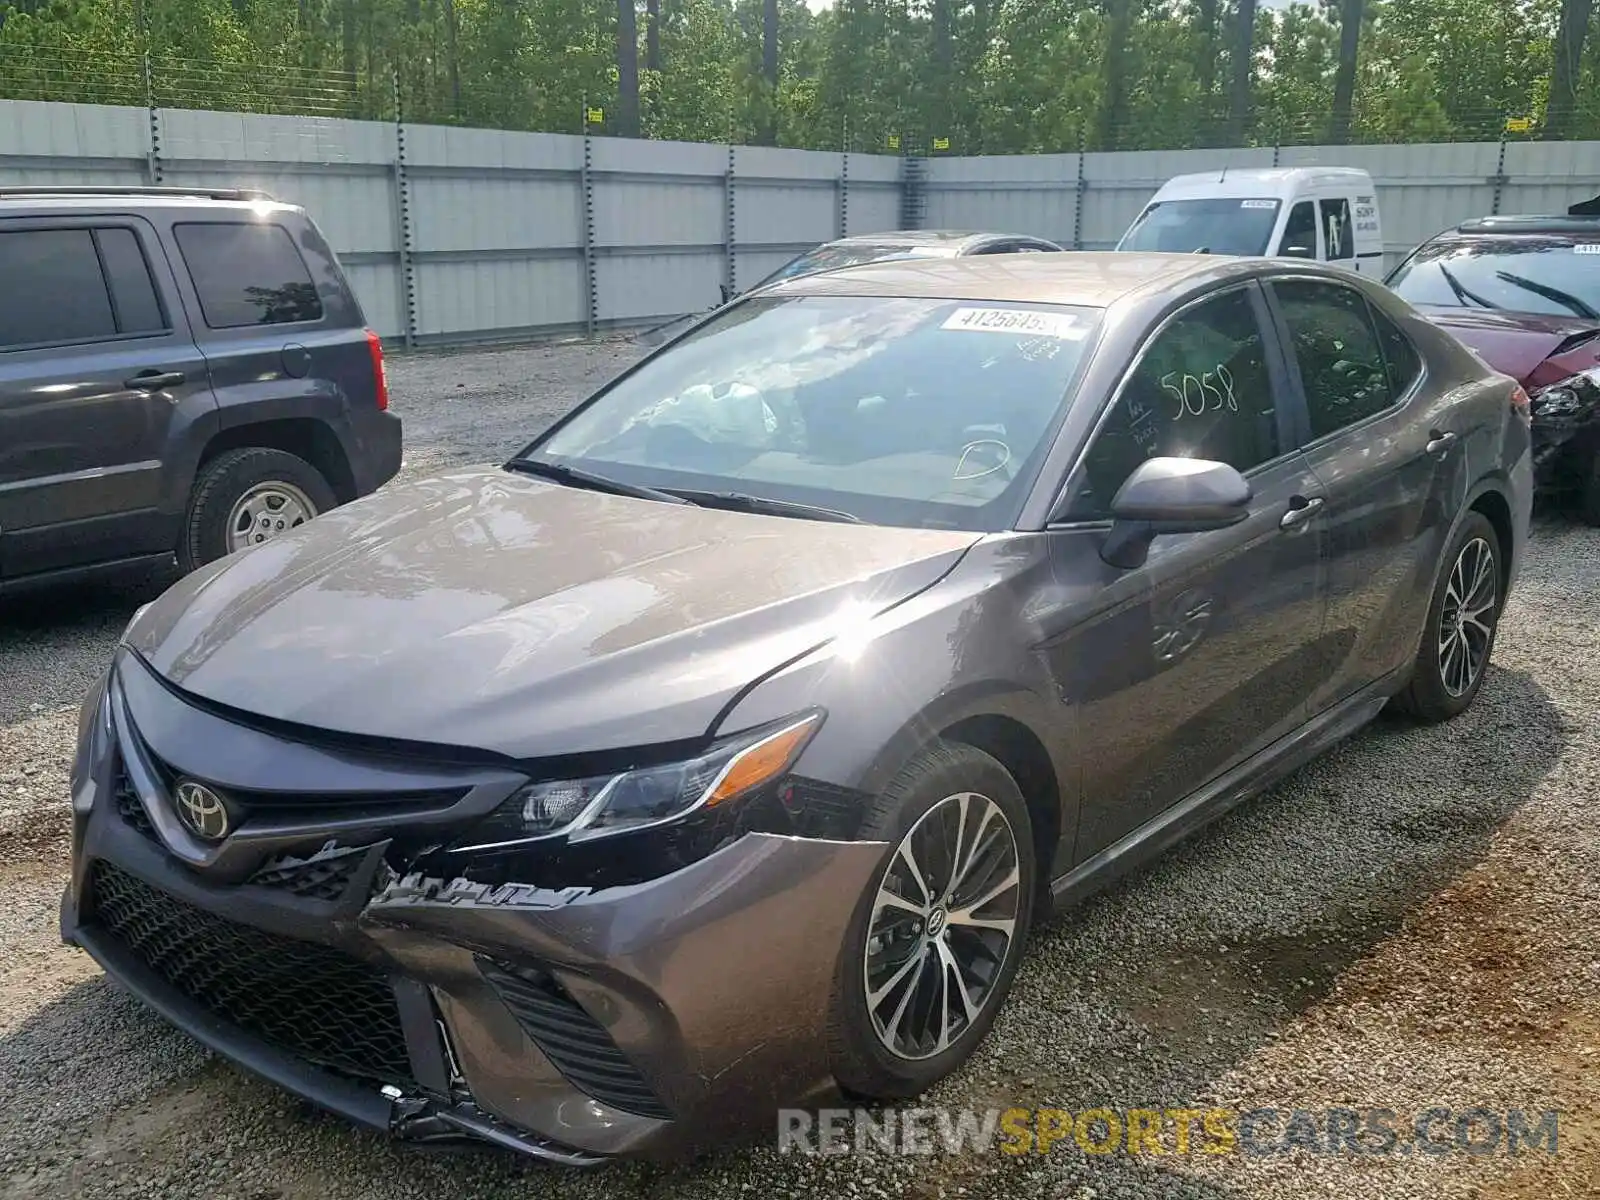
[[1100, 457, 1252, 569], [1279, 239, 1316, 259]]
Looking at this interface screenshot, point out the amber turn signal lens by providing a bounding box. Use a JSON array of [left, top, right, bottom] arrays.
[[704, 714, 822, 807]]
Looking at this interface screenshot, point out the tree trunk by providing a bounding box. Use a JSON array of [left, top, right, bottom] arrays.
[[1228, 0, 1257, 143], [1329, 0, 1364, 143], [763, 0, 780, 144], [1549, 0, 1594, 137], [646, 0, 660, 72], [1095, 0, 1134, 150], [932, 0, 953, 143], [616, 0, 642, 137], [341, 0, 358, 81], [1197, 0, 1218, 135], [443, 0, 460, 117]]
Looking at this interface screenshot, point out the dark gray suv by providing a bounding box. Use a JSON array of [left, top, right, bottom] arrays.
[[0, 186, 401, 591]]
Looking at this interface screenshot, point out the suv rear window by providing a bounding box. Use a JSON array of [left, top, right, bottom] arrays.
[[174, 222, 323, 328]]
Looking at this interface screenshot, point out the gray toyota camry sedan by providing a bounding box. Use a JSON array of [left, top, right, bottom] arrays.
[[62, 253, 1532, 1163]]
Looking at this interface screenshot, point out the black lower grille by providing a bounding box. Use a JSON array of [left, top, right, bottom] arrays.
[[477, 957, 672, 1119], [112, 760, 158, 842], [89, 861, 413, 1086], [247, 844, 368, 901]]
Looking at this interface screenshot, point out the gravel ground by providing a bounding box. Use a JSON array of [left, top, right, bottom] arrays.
[[2, 338, 1597, 1199]]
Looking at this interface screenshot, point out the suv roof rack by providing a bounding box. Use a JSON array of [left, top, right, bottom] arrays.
[[0, 185, 277, 202]]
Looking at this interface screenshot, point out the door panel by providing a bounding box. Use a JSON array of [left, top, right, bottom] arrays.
[[1039, 282, 1327, 858], [1267, 278, 1461, 713], [0, 221, 214, 577]]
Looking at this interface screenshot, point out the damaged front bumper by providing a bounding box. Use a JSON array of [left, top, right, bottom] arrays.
[[60, 652, 887, 1162]]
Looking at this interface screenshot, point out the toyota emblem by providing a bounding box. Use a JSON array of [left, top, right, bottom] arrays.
[[173, 780, 230, 841]]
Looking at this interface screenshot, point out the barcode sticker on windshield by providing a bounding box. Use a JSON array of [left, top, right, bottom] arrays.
[[942, 307, 1086, 339], [1240, 199, 1277, 209], [1574, 243, 1600, 254]]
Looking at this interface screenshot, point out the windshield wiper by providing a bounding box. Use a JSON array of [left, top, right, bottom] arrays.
[[1437, 262, 1500, 310], [665, 488, 863, 524], [1493, 269, 1600, 319], [504, 457, 690, 505]]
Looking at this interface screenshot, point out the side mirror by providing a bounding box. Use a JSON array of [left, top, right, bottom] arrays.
[[1280, 241, 1316, 259], [719, 283, 733, 304], [1100, 457, 1252, 569]]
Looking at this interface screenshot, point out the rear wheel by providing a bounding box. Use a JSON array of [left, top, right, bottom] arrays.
[[828, 741, 1035, 1100], [179, 447, 336, 572], [1392, 511, 1502, 722]]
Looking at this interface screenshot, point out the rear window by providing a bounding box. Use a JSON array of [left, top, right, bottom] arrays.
[[174, 221, 323, 328], [1388, 238, 1600, 319], [755, 243, 950, 289], [1119, 198, 1282, 256]]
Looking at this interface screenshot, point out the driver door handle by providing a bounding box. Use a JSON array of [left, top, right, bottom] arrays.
[[1426, 430, 1459, 457], [1280, 496, 1325, 530]]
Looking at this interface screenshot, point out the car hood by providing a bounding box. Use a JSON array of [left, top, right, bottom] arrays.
[[126, 467, 980, 759], [1417, 305, 1600, 390]]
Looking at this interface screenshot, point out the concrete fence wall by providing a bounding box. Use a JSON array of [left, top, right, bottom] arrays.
[[5, 98, 1599, 348]]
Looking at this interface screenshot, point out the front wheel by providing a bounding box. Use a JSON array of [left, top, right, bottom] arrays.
[[1392, 511, 1502, 722], [828, 741, 1036, 1101]]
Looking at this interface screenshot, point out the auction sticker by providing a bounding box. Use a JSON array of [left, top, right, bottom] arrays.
[[1573, 243, 1600, 254], [942, 307, 1085, 339]]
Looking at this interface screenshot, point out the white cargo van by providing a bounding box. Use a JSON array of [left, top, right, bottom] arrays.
[[1116, 167, 1384, 274]]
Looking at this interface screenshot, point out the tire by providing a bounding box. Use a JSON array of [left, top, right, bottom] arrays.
[[179, 447, 337, 573], [1579, 450, 1600, 528], [828, 740, 1036, 1101], [1392, 511, 1502, 723]]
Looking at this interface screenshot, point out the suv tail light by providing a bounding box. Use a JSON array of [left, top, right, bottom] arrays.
[[365, 328, 390, 411], [1510, 384, 1531, 424]]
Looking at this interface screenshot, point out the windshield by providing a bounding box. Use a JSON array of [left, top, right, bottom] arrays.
[[1388, 238, 1600, 319], [1119, 198, 1282, 256], [528, 295, 1101, 531], [752, 243, 954, 290]]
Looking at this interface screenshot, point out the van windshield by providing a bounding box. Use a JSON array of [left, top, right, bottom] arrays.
[[1119, 198, 1282, 256]]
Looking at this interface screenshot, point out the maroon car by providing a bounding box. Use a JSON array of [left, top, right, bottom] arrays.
[[1388, 211, 1600, 523]]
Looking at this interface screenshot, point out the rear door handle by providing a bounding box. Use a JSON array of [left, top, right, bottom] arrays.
[[1426, 429, 1459, 456], [1280, 496, 1325, 530], [124, 370, 186, 392]]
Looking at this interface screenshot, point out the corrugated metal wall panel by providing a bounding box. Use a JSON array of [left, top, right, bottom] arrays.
[[9, 97, 1600, 346]]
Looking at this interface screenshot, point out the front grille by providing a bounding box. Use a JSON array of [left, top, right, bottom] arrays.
[[247, 843, 368, 901], [112, 759, 158, 842], [477, 957, 673, 1120], [89, 861, 413, 1086]]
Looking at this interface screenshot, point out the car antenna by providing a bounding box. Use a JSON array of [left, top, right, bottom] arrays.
[[1219, 166, 1228, 182]]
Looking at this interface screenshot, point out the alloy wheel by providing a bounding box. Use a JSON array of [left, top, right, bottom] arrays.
[[225, 482, 319, 553], [863, 791, 1022, 1061], [1438, 535, 1496, 698]]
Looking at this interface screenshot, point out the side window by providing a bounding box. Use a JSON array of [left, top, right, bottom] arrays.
[[1370, 304, 1423, 395], [1320, 198, 1354, 261], [95, 228, 168, 336], [1274, 279, 1394, 439], [1069, 288, 1281, 518], [0, 229, 116, 350], [173, 222, 324, 329], [1278, 202, 1318, 258]]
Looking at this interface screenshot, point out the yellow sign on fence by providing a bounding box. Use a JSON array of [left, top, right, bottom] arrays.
[[887, 134, 901, 150], [585, 107, 604, 125], [1505, 116, 1533, 133], [932, 136, 951, 151]]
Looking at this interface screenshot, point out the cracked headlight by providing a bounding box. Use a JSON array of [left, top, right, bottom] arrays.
[[455, 710, 823, 851]]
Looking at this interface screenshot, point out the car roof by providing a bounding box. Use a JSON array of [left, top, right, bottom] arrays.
[[1449, 214, 1600, 237], [825, 229, 1045, 250], [1156, 166, 1373, 197], [765, 251, 1265, 308], [0, 186, 300, 217]]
